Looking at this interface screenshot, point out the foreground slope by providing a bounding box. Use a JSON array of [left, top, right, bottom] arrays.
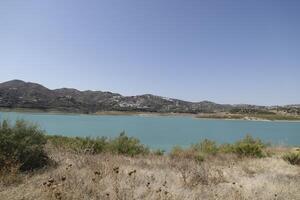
[[1, 147, 299, 200]]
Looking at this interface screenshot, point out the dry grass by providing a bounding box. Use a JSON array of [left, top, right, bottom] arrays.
[[0, 146, 300, 200]]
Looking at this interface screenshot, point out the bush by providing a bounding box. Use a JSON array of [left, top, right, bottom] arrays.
[[48, 132, 149, 156], [192, 139, 218, 155], [108, 132, 149, 156], [283, 152, 300, 165], [0, 120, 48, 171], [47, 135, 108, 153], [218, 143, 235, 153], [193, 135, 267, 158], [170, 135, 267, 160], [232, 135, 266, 158]]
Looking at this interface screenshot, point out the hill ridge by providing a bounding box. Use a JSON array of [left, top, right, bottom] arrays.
[[0, 80, 299, 115]]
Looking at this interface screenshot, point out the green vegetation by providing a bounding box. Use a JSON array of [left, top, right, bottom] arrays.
[[47, 132, 149, 156], [171, 135, 267, 161], [283, 151, 300, 165], [0, 119, 150, 176], [229, 108, 274, 115], [232, 135, 266, 157], [192, 139, 218, 155], [0, 120, 48, 171], [47, 135, 108, 154]]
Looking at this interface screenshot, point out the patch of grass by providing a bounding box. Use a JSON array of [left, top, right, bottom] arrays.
[[170, 146, 205, 164], [282, 152, 300, 165], [0, 161, 22, 186], [0, 120, 49, 171], [170, 146, 198, 160]]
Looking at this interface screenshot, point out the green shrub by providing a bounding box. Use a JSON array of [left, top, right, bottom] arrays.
[[218, 143, 235, 153], [192, 136, 267, 158], [170, 135, 267, 160], [232, 135, 266, 158], [192, 139, 218, 155], [194, 153, 205, 163], [47, 135, 108, 153], [282, 152, 300, 165], [108, 132, 149, 156], [48, 132, 149, 156], [0, 120, 48, 171]]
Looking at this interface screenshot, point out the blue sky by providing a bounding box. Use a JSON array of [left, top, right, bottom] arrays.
[[0, 0, 299, 105]]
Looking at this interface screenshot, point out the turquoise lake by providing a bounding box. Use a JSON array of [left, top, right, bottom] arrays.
[[1, 111, 300, 150]]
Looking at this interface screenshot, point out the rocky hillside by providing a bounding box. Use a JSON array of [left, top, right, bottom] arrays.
[[0, 80, 298, 115]]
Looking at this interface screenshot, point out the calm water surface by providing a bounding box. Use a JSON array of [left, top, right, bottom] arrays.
[[1, 111, 300, 150]]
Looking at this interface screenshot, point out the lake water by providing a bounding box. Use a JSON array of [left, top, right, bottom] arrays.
[[1, 111, 300, 150]]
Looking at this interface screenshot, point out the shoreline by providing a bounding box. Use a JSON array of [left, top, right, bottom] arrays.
[[1, 107, 300, 122]]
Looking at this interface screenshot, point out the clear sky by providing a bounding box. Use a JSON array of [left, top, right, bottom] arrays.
[[0, 0, 299, 105]]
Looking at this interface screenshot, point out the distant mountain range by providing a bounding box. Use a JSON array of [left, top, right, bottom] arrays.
[[0, 80, 299, 115]]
